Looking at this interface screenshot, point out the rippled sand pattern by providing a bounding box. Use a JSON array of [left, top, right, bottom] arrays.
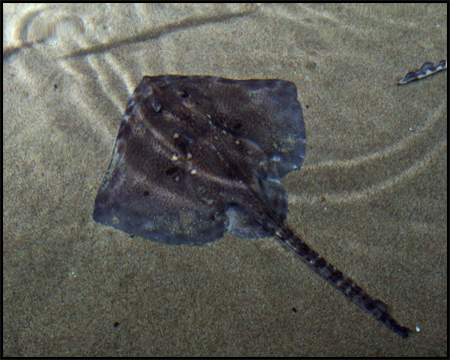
[[3, 3, 447, 357]]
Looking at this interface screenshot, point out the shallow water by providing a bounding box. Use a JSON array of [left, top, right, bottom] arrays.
[[3, 3, 447, 356]]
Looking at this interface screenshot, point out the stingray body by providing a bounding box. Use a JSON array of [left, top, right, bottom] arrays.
[[93, 75, 411, 338]]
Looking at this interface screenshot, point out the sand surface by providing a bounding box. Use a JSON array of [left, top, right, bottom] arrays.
[[3, 4, 447, 356]]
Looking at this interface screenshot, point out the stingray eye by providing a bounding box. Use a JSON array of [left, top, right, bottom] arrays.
[[150, 98, 163, 112], [176, 88, 189, 98], [143, 190, 150, 196], [233, 123, 242, 131], [164, 166, 178, 176]]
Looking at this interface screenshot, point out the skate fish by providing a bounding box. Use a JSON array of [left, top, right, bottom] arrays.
[[93, 75, 412, 338]]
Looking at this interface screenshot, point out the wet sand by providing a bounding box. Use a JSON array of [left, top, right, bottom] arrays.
[[3, 3, 447, 356]]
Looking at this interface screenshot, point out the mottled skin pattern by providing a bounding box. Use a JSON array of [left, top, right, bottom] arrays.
[[94, 75, 412, 338]]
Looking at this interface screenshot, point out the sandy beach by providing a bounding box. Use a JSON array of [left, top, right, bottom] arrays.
[[3, 4, 447, 356]]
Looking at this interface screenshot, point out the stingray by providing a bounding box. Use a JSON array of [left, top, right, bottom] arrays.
[[93, 75, 412, 338], [398, 59, 447, 85]]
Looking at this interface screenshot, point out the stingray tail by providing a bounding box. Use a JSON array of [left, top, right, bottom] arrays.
[[275, 226, 412, 338]]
